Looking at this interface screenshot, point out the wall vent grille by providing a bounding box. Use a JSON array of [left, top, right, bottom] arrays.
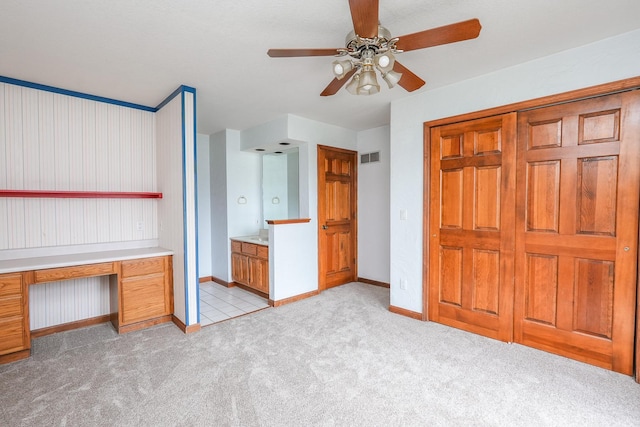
[[360, 151, 380, 164]]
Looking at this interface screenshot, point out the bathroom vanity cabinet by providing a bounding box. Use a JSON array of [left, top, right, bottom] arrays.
[[230, 239, 269, 295]]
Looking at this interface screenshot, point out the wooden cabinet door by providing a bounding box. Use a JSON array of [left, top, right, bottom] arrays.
[[428, 113, 517, 342], [231, 252, 248, 285], [514, 92, 640, 374], [118, 256, 172, 328], [121, 274, 167, 324], [248, 257, 269, 294]]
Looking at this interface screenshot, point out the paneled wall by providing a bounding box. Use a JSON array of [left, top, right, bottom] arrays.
[[0, 82, 158, 250], [0, 80, 159, 330], [156, 88, 198, 326]]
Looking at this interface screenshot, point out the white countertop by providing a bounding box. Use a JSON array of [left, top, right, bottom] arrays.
[[0, 247, 173, 274], [230, 235, 269, 246]]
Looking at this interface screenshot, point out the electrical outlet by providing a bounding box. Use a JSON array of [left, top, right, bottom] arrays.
[[400, 278, 407, 290], [400, 209, 408, 221], [136, 221, 144, 231]]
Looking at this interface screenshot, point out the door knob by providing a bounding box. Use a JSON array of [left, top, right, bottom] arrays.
[[322, 225, 329, 230]]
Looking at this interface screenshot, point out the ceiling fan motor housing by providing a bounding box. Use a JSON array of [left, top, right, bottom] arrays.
[[345, 25, 395, 55]]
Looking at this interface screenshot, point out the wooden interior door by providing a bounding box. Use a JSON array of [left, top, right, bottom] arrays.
[[318, 145, 357, 290], [514, 92, 640, 375], [428, 113, 517, 342]]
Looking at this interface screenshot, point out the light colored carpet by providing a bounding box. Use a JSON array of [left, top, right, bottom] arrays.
[[1, 282, 638, 426]]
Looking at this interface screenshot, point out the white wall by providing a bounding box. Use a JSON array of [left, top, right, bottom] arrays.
[[197, 133, 212, 277], [262, 154, 289, 220], [389, 29, 640, 314], [357, 125, 390, 284], [209, 130, 229, 281], [209, 129, 262, 283], [269, 222, 316, 301], [287, 150, 299, 218], [225, 130, 262, 244]]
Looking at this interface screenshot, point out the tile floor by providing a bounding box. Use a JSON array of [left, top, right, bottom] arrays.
[[199, 281, 270, 326]]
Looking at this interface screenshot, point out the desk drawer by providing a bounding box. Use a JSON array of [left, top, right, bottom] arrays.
[[35, 263, 115, 283], [241, 242, 258, 256], [0, 296, 22, 319], [0, 274, 22, 297], [257, 245, 268, 259], [0, 317, 27, 355], [121, 257, 165, 278]]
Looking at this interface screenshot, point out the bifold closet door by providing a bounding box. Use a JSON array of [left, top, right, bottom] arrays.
[[428, 113, 517, 342], [514, 91, 640, 375]]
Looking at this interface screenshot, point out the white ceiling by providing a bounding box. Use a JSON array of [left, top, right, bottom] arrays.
[[2, 0, 640, 135]]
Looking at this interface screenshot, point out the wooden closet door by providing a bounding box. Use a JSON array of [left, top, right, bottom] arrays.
[[514, 92, 640, 374], [429, 113, 517, 342]]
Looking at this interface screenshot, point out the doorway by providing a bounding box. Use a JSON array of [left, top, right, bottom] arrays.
[[317, 145, 358, 291]]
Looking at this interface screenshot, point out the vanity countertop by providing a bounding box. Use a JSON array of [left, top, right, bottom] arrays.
[[230, 235, 268, 246]]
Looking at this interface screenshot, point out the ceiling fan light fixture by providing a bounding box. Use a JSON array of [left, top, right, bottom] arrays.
[[357, 67, 380, 95], [332, 59, 354, 79], [346, 73, 360, 95], [382, 69, 402, 88], [375, 52, 395, 73]]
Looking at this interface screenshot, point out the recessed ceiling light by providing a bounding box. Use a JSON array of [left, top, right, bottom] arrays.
[[256, 148, 265, 152], [279, 142, 290, 146], [275, 151, 283, 154]]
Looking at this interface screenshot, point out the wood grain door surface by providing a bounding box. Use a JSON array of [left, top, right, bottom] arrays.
[[514, 92, 640, 374], [318, 145, 357, 290], [429, 113, 517, 342], [428, 91, 640, 375]]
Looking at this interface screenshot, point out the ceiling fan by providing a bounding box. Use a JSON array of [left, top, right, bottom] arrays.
[[267, 0, 481, 96]]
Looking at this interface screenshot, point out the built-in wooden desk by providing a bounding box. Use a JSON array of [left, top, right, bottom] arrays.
[[0, 247, 173, 364]]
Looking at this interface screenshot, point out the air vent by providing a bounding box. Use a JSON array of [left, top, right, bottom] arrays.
[[360, 151, 380, 164]]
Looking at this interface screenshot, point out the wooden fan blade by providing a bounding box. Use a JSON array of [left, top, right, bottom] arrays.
[[395, 18, 481, 52], [267, 48, 341, 57], [393, 61, 426, 92], [349, 0, 379, 38], [320, 69, 357, 96]]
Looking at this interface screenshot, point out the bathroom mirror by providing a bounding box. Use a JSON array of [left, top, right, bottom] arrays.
[[262, 148, 299, 222]]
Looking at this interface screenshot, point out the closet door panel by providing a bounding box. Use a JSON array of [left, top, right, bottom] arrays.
[[514, 92, 640, 375], [429, 113, 517, 342]]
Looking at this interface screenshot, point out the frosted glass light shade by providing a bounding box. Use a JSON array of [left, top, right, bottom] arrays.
[[382, 70, 403, 88], [375, 52, 395, 73], [346, 73, 360, 94], [357, 68, 380, 95], [332, 59, 354, 79]]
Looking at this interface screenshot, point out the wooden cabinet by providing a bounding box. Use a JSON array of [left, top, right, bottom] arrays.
[[0, 273, 30, 361], [0, 252, 173, 364], [113, 256, 173, 333], [231, 240, 269, 295]]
